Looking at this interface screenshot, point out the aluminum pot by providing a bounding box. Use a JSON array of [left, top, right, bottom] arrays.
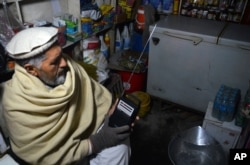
[[168, 126, 227, 165]]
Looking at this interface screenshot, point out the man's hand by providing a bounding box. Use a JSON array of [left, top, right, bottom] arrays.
[[89, 115, 130, 153]]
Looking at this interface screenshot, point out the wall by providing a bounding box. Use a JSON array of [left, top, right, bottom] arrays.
[[20, 0, 68, 23]]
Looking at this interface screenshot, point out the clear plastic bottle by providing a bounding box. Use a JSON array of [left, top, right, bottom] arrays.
[[99, 35, 109, 59], [157, 1, 163, 12], [122, 25, 130, 50], [115, 28, 123, 52]]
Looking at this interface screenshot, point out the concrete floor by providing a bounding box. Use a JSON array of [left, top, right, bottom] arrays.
[[129, 97, 205, 165]]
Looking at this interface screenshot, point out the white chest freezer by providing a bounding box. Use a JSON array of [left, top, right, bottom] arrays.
[[147, 15, 250, 112]]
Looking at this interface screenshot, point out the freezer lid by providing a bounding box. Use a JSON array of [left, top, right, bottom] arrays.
[[150, 15, 226, 44], [218, 23, 250, 49]]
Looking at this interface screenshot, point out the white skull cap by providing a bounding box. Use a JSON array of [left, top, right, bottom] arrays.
[[6, 27, 58, 60]]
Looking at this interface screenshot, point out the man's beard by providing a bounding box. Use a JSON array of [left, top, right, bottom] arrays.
[[40, 68, 68, 87]]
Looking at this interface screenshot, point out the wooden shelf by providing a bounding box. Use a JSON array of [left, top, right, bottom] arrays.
[[62, 39, 81, 49]]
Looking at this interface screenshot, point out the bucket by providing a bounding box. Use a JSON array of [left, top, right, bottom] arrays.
[[117, 70, 146, 93], [132, 91, 151, 118]]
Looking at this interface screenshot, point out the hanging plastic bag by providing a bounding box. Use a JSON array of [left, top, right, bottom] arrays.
[[2, 0, 24, 32], [96, 52, 109, 83], [82, 48, 109, 83], [0, 1, 24, 47], [0, 11, 15, 47]]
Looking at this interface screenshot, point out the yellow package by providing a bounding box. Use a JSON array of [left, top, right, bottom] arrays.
[[100, 4, 114, 15]]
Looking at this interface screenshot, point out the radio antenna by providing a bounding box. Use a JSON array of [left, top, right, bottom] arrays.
[[121, 24, 157, 96]]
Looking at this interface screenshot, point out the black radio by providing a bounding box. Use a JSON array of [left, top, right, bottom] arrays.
[[109, 94, 140, 127]]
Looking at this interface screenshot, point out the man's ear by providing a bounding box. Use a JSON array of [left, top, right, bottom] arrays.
[[24, 64, 38, 76]]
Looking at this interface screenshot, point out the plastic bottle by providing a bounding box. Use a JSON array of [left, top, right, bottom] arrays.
[[104, 33, 110, 56], [213, 85, 240, 122], [236, 0, 244, 13], [104, 33, 110, 48], [173, 0, 180, 15], [99, 35, 109, 59], [157, 1, 163, 13], [129, 22, 134, 35], [136, 6, 145, 30], [163, 0, 173, 14], [115, 28, 123, 52], [122, 25, 130, 50]]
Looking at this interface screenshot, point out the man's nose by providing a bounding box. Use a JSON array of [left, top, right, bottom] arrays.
[[60, 57, 67, 68]]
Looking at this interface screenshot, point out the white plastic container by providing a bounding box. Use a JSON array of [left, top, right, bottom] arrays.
[[122, 25, 130, 50]]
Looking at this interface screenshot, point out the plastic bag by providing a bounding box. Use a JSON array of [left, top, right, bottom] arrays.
[[82, 49, 109, 83], [96, 52, 109, 83], [80, 2, 102, 20], [0, 11, 15, 47], [0, 1, 24, 47], [81, 10, 102, 20]]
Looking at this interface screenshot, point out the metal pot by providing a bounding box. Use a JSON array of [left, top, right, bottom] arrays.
[[168, 126, 227, 165]]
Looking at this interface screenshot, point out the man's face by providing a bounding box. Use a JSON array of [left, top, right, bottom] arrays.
[[37, 45, 68, 87]]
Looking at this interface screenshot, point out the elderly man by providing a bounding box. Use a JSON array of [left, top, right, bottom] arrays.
[[2, 27, 133, 165]]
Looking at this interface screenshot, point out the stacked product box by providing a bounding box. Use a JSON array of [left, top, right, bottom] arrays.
[[212, 85, 241, 122]]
